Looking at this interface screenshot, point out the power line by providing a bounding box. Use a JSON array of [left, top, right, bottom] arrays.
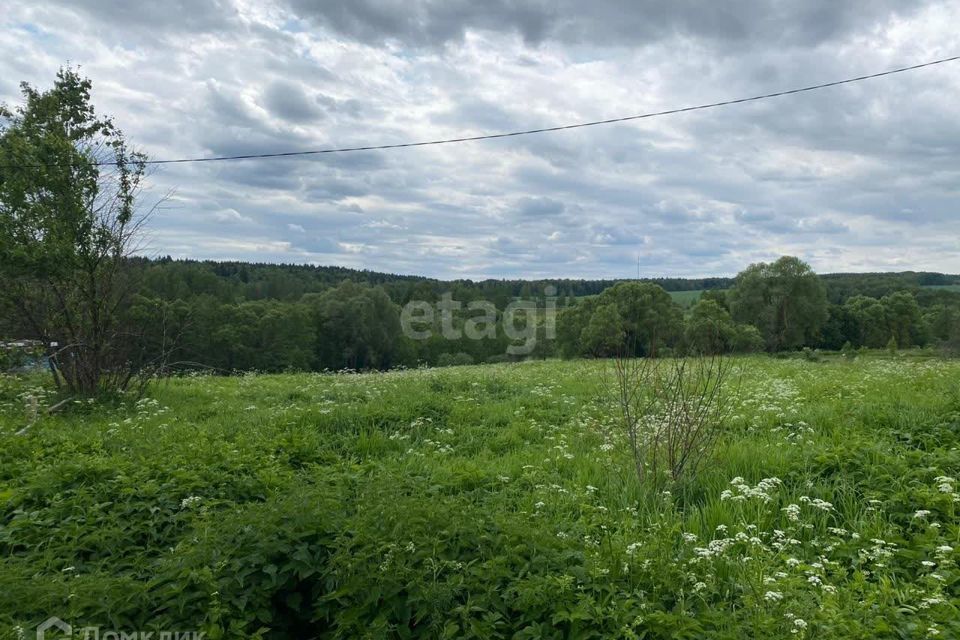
[[5, 54, 959, 169]]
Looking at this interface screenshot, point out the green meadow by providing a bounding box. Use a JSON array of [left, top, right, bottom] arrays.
[[667, 289, 717, 308], [2, 355, 959, 638]]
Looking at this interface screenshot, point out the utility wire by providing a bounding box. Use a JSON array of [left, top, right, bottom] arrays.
[[5, 55, 959, 169]]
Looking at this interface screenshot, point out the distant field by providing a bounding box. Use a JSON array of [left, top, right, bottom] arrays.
[[579, 289, 723, 307], [668, 288, 727, 307], [668, 289, 703, 306], [3, 355, 960, 637]]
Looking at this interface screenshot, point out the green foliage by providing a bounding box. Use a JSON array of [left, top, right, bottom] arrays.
[[887, 335, 899, 355], [0, 68, 149, 394], [578, 303, 624, 357], [3, 356, 960, 637], [558, 282, 681, 358], [17, 249, 941, 373], [306, 281, 404, 370], [684, 299, 736, 355], [729, 256, 829, 352], [840, 341, 856, 360], [436, 352, 474, 367], [731, 323, 765, 353]]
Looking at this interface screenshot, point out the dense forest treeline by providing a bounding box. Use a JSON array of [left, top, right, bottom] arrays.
[[99, 257, 960, 372], [4, 255, 959, 373], [134, 256, 740, 305], [135, 256, 958, 305]]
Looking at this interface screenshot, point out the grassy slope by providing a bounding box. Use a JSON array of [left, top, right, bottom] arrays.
[[1, 356, 959, 638]]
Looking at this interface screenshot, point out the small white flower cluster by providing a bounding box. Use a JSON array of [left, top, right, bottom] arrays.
[[798, 496, 833, 511], [720, 477, 782, 503], [859, 538, 897, 565], [691, 537, 736, 560], [933, 476, 959, 502], [180, 496, 203, 509], [784, 613, 807, 634]]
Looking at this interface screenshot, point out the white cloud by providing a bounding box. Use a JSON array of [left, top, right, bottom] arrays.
[[214, 208, 253, 223]]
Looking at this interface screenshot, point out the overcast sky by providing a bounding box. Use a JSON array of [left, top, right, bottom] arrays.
[[2, 1, 959, 279]]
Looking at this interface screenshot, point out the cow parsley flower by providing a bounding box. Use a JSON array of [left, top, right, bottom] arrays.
[[180, 496, 203, 509]]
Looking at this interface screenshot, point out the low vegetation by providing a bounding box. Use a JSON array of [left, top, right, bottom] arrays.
[[2, 354, 960, 638]]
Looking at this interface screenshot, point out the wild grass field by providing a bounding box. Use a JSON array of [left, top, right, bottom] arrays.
[[2, 355, 959, 639]]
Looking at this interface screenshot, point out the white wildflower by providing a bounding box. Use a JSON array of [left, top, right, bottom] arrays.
[[180, 496, 203, 509]]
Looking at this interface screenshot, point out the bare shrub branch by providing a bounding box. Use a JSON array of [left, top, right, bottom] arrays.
[[613, 352, 734, 488]]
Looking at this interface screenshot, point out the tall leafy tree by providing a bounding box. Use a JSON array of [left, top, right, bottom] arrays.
[[0, 68, 152, 394], [579, 302, 624, 357], [881, 291, 924, 347], [728, 256, 828, 351], [306, 282, 403, 370], [844, 295, 889, 348], [556, 297, 597, 357], [685, 298, 737, 355], [601, 282, 682, 357], [818, 304, 858, 350]]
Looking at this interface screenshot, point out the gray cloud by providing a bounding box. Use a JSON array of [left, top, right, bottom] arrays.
[[516, 196, 565, 218], [45, 0, 239, 34], [261, 80, 324, 123], [284, 0, 920, 48], [1, 0, 958, 279]]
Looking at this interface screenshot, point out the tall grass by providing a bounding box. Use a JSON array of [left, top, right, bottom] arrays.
[[1, 355, 958, 638]]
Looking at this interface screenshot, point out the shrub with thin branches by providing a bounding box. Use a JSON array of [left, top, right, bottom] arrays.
[[613, 353, 733, 487]]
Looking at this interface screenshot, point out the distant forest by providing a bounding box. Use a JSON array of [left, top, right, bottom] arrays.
[[70, 257, 954, 373], [4, 256, 959, 374], [135, 256, 958, 304]]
